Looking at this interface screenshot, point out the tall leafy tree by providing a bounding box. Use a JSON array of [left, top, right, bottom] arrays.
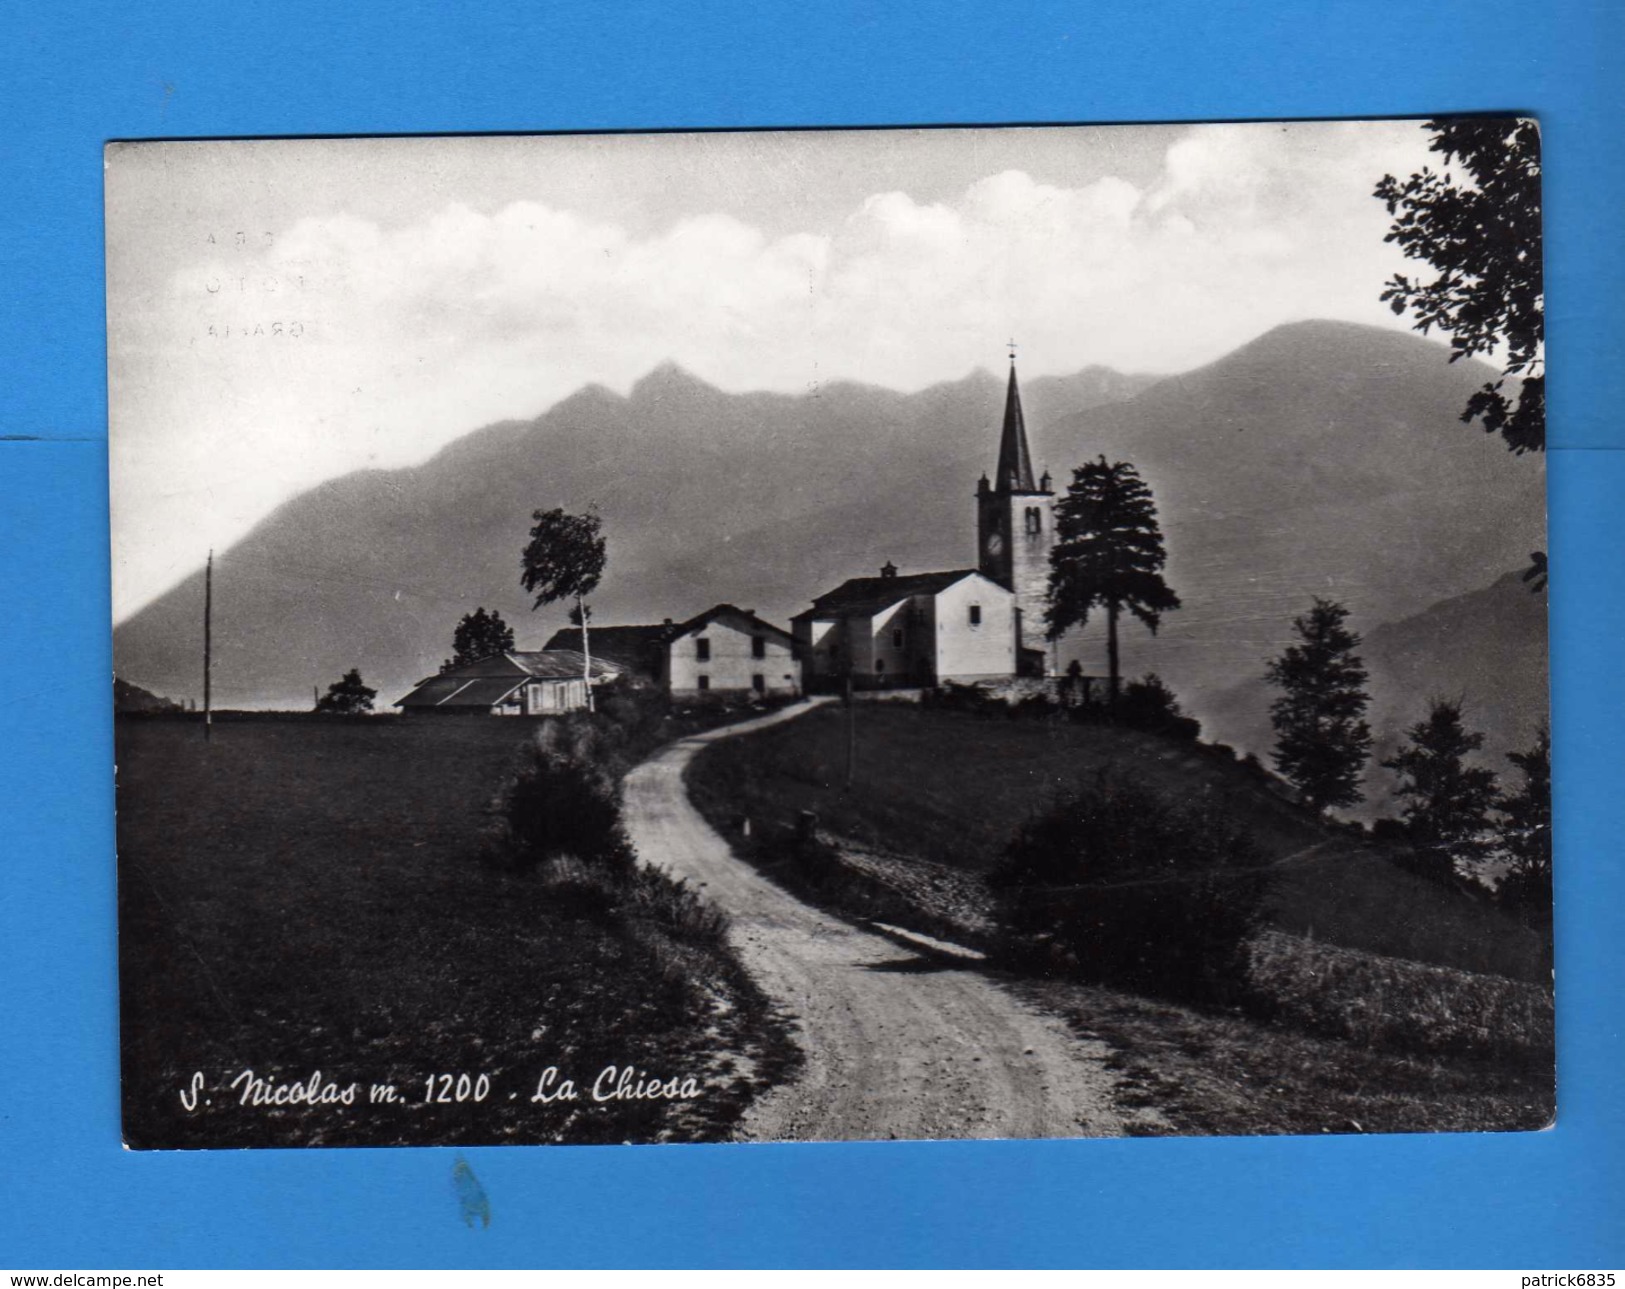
[[441, 607, 516, 673], [1496, 721, 1552, 927], [1375, 117, 1543, 455], [1382, 698, 1502, 882], [1045, 456, 1180, 705], [1265, 598, 1373, 814], [521, 507, 608, 711], [314, 667, 376, 715]]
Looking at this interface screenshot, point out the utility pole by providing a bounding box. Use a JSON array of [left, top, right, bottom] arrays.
[[844, 669, 856, 789], [203, 549, 213, 742]]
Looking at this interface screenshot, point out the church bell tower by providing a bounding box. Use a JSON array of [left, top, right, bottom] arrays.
[[976, 348, 1056, 675]]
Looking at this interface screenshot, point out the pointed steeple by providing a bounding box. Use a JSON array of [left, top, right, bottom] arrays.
[[995, 353, 1037, 492]]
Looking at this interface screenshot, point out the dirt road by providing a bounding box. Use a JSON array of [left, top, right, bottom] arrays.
[[623, 700, 1138, 1143]]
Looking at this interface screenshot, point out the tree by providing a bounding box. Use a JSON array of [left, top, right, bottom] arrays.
[[1375, 117, 1543, 455], [521, 507, 608, 712], [1496, 722, 1552, 927], [315, 667, 376, 715], [1381, 698, 1501, 883], [441, 607, 516, 673], [1045, 456, 1180, 705], [1265, 598, 1373, 814]]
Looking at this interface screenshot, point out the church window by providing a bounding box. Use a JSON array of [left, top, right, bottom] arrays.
[[892, 628, 904, 648], [969, 604, 982, 626], [696, 637, 710, 661]]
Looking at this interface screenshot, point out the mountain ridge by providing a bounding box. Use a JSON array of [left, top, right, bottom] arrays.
[[115, 320, 1544, 742]]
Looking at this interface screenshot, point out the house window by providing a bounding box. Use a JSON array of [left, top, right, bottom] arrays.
[[892, 628, 904, 648], [697, 675, 710, 691], [751, 674, 765, 693], [696, 637, 710, 661], [751, 635, 766, 659], [969, 604, 982, 626]]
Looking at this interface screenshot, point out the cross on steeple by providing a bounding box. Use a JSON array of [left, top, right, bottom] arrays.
[[1007, 337, 1018, 364]]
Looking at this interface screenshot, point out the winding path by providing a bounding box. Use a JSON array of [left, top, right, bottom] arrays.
[[623, 700, 1134, 1143]]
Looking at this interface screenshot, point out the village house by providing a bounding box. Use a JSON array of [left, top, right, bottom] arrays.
[[792, 565, 1017, 689], [394, 649, 621, 716], [546, 603, 800, 698], [795, 352, 1058, 689]]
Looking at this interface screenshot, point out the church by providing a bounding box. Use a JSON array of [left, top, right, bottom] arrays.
[[792, 354, 1059, 689]]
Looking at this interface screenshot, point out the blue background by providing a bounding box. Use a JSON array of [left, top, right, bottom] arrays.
[[2, 0, 1622, 1269]]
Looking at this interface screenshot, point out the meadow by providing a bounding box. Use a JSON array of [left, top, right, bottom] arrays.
[[116, 715, 794, 1149], [687, 702, 1551, 982], [686, 702, 1554, 1135]]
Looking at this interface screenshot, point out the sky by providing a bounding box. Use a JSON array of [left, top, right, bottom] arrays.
[[106, 120, 1438, 622]]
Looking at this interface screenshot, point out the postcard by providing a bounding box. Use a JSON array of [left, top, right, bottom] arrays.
[[106, 120, 1550, 1148]]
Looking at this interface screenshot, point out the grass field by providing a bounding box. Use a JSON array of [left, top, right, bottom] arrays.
[[685, 702, 1554, 1135], [116, 716, 795, 1149], [688, 703, 1551, 983]]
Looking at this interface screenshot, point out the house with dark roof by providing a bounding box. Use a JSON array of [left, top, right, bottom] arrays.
[[394, 649, 622, 716], [792, 563, 1016, 690], [541, 624, 671, 681], [545, 604, 801, 698]]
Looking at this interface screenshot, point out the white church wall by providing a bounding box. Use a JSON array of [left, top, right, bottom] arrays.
[[934, 574, 1017, 682]]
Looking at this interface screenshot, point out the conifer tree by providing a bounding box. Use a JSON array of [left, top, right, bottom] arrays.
[[1496, 721, 1552, 926], [1382, 698, 1502, 882], [1045, 456, 1180, 705], [1265, 598, 1373, 814], [441, 607, 516, 673]]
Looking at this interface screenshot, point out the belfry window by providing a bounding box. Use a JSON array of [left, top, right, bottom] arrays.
[[1025, 507, 1042, 535]]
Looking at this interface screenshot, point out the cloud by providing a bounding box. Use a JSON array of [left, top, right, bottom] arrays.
[[108, 121, 1434, 620]]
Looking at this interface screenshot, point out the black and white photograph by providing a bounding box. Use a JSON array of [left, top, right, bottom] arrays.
[[107, 119, 1551, 1150]]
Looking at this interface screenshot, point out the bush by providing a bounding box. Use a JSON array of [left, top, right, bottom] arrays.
[[496, 738, 635, 877], [988, 775, 1268, 1004], [1113, 673, 1201, 740]]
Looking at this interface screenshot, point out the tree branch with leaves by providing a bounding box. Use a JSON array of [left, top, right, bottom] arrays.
[[1375, 117, 1543, 456]]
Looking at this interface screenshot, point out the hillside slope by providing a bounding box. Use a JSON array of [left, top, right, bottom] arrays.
[[1041, 321, 1546, 715], [114, 320, 1543, 716], [114, 364, 1147, 708], [1201, 569, 1550, 815]]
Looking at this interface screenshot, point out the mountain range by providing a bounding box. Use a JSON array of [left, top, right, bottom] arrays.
[[114, 318, 1547, 769]]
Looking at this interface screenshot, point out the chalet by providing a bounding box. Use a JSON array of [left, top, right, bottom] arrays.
[[394, 650, 621, 716], [545, 604, 800, 698], [793, 565, 1017, 690]]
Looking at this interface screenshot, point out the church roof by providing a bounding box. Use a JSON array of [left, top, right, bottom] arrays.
[[796, 568, 984, 619], [994, 359, 1038, 492]]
